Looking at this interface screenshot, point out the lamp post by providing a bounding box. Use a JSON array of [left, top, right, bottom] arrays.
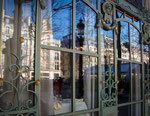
[[77, 18, 85, 98]]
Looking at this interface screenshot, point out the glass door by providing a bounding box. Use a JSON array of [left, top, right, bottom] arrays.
[[0, 0, 38, 115]]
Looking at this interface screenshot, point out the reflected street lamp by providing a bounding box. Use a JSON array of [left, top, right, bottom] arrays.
[[77, 18, 85, 98]]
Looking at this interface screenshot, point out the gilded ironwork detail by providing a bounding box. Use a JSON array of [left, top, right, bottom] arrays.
[[0, 54, 38, 115], [19, 37, 24, 43], [102, 2, 113, 24], [96, 2, 117, 32], [101, 56, 117, 108], [142, 23, 150, 45], [39, 0, 45, 10]]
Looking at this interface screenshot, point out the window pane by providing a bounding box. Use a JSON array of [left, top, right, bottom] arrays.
[[75, 54, 98, 110], [116, 10, 124, 18], [134, 19, 140, 29], [118, 61, 130, 104], [117, 22, 130, 59], [132, 63, 142, 101], [87, 0, 97, 8], [130, 25, 141, 62], [41, 0, 72, 49], [118, 105, 131, 116], [0, 0, 36, 111], [143, 45, 149, 64], [40, 49, 73, 115], [76, 0, 97, 53], [101, 29, 114, 65]]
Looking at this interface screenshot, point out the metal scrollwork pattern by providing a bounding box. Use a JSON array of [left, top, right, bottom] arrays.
[[142, 23, 150, 45], [0, 54, 39, 115], [145, 71, 150, 99], [101, 56, 117, 108]]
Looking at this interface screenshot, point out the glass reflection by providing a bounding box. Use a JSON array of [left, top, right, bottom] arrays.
[[132, 103, 142, 116], [134, 19, 140, 29], [143, 45, 150, 64], [101, 29, 113, 65], [130, 25, 141, 62], [76, 0, 97, 53], [117, 22, 130, 59], [76, 54, 98, 110], [132, 63, 142, 101], [118, 105, 131, 116], [40, 49, 72, 115], [116, 10, 124, 18], [125, 14, 132, 22], [42, 0, 72, 49], [118, 61, 130, 104], [0, 0, 36, 111], [87, 0, 97, 8]]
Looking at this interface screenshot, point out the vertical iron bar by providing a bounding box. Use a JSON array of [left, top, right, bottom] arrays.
[[113, 3, 118, 108], [129, 22, 133, 116], [72, 0, 76, 115], [97, 0, 101, 115], [141, 21, 145, 116], [35, 0, 42, 115]]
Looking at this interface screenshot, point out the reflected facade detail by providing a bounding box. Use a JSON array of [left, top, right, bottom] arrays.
[[40, 49, 72, 115]]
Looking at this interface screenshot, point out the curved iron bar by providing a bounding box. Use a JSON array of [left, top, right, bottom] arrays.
[[26, 112, 36, 116], [82, 0, 99, 14], [0, 81, 19, 112]]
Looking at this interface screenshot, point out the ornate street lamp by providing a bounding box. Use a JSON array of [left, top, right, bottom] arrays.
[[77, 18, 85, 50], [77, 18, 85, 36], [77, 18, 85, 98]]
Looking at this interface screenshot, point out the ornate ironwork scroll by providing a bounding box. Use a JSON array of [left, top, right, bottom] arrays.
[[0, 54, 39, 115], [101, 56, 117, 108], [145, 66, 150, 99], [142, 23, 150, 45]]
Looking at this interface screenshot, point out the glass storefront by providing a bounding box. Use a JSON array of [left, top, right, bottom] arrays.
[[0, 0, 150, 116]]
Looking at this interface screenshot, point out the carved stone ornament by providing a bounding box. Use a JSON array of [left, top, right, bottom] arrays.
[[102, 2, 113, 24], [142, 23, 150, 45]]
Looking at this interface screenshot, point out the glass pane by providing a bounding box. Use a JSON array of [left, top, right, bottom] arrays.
[[132, 103, 142, 116], [143, 45, 150, 64], [0, 0, 36, 111], [101, 29, 113, 65], [41, 0, 72, 49], [125, 14, 132, 22], [134, 19, 140, 29], [118, 105, 131, 116], [75, 54, 98, 110], [21, 0, 36, 74], [132, 63, 142, 101], [40, 49, 73, 115], [117, 22, 130, 59], [87, 0, 97, 8], [76, 0, 97, 53], [118, 61, 130, 104], [130, 25, 141, 62], [116, 10, 124, 18]]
